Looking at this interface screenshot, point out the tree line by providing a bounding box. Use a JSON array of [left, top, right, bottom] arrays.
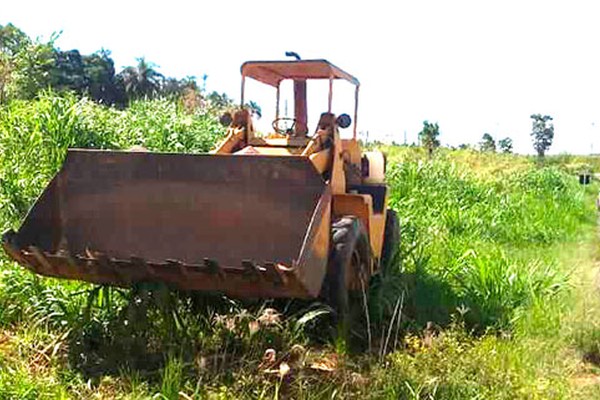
[[0, 23, 260, 115], [417, 114, 554, 157]]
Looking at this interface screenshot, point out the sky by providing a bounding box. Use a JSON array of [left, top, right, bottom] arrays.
[[3, 0, 600, 154]]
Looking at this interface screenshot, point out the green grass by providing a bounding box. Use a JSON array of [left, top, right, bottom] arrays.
[[377, 157, 589, 330], [1, 92, 600, 398]]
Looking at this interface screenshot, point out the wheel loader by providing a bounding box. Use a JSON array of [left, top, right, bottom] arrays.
[[1, 58, 399, 315]]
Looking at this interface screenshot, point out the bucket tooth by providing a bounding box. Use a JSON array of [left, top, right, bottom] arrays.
[[130, 256, 157, 279], [241, 259, 261, 281], [204, 258, 224, 279], [75, 254, 98, 276], [262, 262, 285, 286], [166, 259, 189, 278], [47, 252, 78, 276], [49, 248, 78, 275], [97, 254, 128, 284], [130, 256, 144, 265], [28, 246, 56, 275]]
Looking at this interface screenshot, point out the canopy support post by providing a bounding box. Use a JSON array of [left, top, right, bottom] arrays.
[[328, 77, 333, 113], [353, 85, 359, 140]]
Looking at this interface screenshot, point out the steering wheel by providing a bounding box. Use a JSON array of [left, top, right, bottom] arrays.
[[272, 117, 297, 135]]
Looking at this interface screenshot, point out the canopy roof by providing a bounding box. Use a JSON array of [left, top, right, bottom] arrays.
[[241, 59, 360, 87]]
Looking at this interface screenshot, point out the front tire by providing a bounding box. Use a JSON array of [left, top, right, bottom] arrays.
[[321, 216, 371, 333]]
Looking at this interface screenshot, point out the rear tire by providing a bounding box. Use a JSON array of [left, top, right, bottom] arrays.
[[321, 216, 371, 335], [380, 209, 400, 272]]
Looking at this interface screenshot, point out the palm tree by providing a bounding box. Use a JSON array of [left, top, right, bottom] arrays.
[[119, 57, 163, 100]]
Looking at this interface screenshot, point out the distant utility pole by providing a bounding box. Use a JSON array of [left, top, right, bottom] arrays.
[[403, 130, 407, 145]]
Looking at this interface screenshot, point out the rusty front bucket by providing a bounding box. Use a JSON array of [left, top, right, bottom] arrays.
[[2, 150, 332, 298]]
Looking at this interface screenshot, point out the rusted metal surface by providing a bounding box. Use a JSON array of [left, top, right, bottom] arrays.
[[294, 79, 308, 135], [241, 60, 360, 87], [293, 186, 331, 296], [2, 149, 330, 298]]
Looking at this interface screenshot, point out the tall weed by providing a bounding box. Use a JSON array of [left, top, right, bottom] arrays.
[[0, 91, 224, 231], [378, 155, 591, 331]]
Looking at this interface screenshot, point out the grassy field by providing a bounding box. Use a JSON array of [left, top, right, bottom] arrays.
[[1, 92, 600, 398]]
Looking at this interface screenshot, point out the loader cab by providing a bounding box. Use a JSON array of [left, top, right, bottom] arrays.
[[213, 59, 362, 157], [240, 59, 360, 141]]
